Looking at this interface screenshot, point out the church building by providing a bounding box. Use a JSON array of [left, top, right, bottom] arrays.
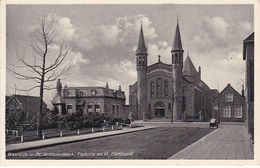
[[129, 20, 215, 121]]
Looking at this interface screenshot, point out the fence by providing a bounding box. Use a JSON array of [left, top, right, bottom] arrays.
[[6, 124, 124, 144]]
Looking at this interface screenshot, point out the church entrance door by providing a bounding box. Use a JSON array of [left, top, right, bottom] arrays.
[[154, 102, 165, 118]]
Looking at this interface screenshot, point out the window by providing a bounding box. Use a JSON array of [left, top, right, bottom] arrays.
[[225, 94, 233, 102], [223, 106, 231, 118], [80, 91, 84, 96], [112, 105, 115, 115], [235, 106, 242, 118], [104, 104, 108, 113], [138, 57, 141, 65], [151, 81, 155, 98], [168, 103, 171, 110], [66, 105, 73, 114], [116, 105, 119, 116], [214, 105, 218, 110], [156, 78, 163, 98], [87, 105, 92, 112], [164, 81, 169, 97], [183, 97, 186, 111], [95, 104, 100, 113]]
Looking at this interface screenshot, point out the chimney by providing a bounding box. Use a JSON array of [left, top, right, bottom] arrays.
[[119, 85, 121, 91], [242, 84, 245, 97], [106, 82, 109, 90]]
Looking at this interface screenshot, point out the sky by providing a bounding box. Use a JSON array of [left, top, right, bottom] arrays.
[[6, 4, 254, 107]]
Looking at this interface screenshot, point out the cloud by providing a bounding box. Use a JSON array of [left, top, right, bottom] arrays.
[[147, 41, 171, 64], [72, 14, 158, 53], [70, 51, 89, 65], [203, 16, 229, 40], [93, 25, 122, 47], [45, 13, 78, 40], [220, 51, 245, 72], [191, 16, 252, 52]]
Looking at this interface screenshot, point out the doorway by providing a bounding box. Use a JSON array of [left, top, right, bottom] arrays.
[[154, 102, 165, 118]]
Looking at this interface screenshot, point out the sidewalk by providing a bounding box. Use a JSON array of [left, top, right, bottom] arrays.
[[133, 120, 210, 128], [168, 124, 254, 159], [6, 126, 156, 152]]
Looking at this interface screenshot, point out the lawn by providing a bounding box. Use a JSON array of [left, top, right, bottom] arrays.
[[6, 127, 213, 159], [6, 125, 123, 144]]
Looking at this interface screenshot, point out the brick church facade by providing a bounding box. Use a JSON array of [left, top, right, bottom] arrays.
[[129, 20, 215, 121]]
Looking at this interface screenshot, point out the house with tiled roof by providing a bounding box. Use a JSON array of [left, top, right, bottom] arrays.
[[217, 84, 246, 122], [6, 95, 48, 122]]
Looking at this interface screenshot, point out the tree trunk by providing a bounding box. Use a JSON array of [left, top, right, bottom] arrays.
[[37, 80, 44, 137]]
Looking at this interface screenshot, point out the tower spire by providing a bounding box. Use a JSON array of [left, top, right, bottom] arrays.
[[136, 22, 147, 54], [172, 18, 183, 51]]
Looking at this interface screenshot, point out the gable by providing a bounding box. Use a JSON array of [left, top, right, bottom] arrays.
[[147, 61, 172, 73], [220, 84, 242, 98]]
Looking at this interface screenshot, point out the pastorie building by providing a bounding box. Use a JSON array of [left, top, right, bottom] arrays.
[[52, 79, 129, 118], [129, 20, 215, 121]]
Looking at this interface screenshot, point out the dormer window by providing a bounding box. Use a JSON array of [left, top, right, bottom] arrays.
[[225, 94, 233, 102], [80, 91, 84, 96], [64, 90, 69, 96]]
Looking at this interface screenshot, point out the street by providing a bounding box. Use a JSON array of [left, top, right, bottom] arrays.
[[6, 127, 212, 159]]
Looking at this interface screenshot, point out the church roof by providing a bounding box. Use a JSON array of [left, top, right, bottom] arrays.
[[147, 61, 172, 72], [172, 19, 183, 51], [183, 56, 198, 77], [136, 23, 147, 54]]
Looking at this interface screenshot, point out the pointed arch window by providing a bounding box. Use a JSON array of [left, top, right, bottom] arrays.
[[138, 57, 142, 65], [179, 54, 182, 63], [175, 53, 178, 62], [151, 81, 155, 98], [164, 81, 169, 97], [156, 78, 163, 98]]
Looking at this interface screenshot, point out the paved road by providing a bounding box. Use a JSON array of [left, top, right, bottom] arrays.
[[6, 127, 212, 159], [169, 124, 254, 159]]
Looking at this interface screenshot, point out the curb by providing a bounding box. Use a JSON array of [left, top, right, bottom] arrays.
[[6, 126, 157, 153]]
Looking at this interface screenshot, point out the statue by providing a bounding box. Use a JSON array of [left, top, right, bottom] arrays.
[[56, 79, 62, 96]]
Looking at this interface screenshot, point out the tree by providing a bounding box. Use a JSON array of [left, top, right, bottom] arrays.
[[8, 16, 72, 137]]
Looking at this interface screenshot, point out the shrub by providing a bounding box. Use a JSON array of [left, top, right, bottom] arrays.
[[123, 119, 131, 124]]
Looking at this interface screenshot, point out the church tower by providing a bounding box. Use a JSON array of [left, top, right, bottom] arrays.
[[171, 19, 184, 121], [136, 23, 148, 121]]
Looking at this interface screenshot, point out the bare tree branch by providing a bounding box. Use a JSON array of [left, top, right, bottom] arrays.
[[10, 85, 40, 92], [16, 53, 43, 76], [45, 64, 73, 82], [8, 15, 72, 137], [7, 67, 41, 81]]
